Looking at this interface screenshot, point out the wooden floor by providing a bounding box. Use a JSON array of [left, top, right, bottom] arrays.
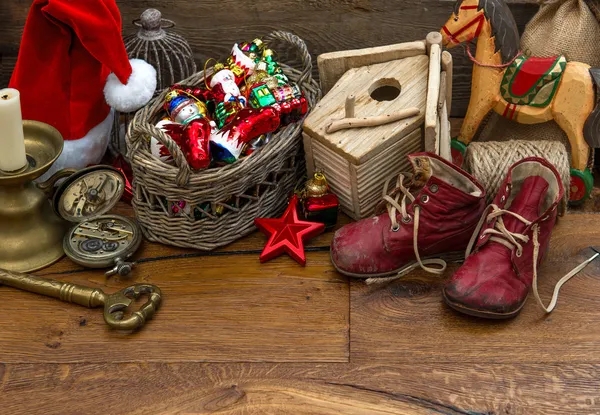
[[2, 197, 600, 414]]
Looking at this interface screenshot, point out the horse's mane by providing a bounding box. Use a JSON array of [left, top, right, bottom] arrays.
[[454, 0, 520, 64]]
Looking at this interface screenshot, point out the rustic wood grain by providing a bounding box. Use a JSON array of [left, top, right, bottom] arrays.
[[0, 210, 350, 363], [0, 0, 539, 116], [317, 40, 426, 94], [351, 214, 600, 364], [2, 362, 600, 414], [2, 115, 599, 412]]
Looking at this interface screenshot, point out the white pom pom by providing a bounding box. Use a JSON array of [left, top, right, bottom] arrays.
[[104, 59, 157, 113]]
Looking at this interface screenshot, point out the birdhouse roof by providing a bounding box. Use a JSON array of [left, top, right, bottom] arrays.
[[304, 55, 428, 164]]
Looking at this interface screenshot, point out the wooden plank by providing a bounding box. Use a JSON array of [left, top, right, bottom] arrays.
[[0, 1, 538, 116], [317, 40, 426, 94], [302, 131, 316, 175], [0, 251, 349, 363], [2, 362, 599, 415], [424, 33, 442, 153], [351, 214, 600, 364]]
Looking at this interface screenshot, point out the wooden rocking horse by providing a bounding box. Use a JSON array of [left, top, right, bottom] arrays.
[[441, 0, 600, 204]]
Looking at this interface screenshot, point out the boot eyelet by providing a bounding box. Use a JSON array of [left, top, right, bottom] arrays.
[[391, 224, 401, 232], [516, 251, 522, 258], [402, 216, 412, 224], [430, 184, 439, 193], [500, 196, 506, 203], [421, 195, 430, 204], [479, 234, 485, 240]]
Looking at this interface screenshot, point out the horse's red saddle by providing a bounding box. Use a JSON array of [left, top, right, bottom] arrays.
[[500, 55, 567, 107]]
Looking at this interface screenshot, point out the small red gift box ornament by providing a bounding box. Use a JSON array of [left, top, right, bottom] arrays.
[[301, 172, 339, 230]]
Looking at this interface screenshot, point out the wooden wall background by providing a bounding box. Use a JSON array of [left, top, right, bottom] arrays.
[[1, 0, 539, 116]]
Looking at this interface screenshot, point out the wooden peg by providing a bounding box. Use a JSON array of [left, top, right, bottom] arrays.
[[345, 95, 355, 118]]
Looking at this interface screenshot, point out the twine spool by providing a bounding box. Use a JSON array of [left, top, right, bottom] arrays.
[[465, 140, 571, 208]]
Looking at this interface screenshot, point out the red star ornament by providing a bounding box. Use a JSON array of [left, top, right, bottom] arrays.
[[254, 195, 325, 265]]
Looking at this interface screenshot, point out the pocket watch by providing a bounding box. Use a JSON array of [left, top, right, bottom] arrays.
[[52, 166, 142, 276]]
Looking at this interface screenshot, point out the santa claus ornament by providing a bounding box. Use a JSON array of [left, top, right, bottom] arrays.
[[9, 0, 157, 177]]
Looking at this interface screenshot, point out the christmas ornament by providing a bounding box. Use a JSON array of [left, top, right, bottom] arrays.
[[150, 119, 180, 165], [150, 36, 308, 169], [301, 172, 339, 229], [9, 0, 157, 179], [165, 90, 209, 124], [211, 107, 281, 163], [150, 117, 211, 170], [183, 117, 212, 170], [254, 195, 325, 265], [209, 67, 247, 107]]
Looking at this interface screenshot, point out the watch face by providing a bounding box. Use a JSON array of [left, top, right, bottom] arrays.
[[57, 167, 124, 223], [64, 215, 142, 268]]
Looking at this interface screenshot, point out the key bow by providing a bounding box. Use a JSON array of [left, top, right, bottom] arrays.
[[104, 284, 162, 330]]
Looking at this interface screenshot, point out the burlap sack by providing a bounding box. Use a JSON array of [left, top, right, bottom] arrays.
[[478, 0, 600, 166], [522, 0, 600, 67]]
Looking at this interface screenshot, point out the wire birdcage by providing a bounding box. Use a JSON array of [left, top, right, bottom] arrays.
[[110, 8, 197, 158]]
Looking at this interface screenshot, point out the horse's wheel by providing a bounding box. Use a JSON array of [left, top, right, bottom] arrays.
[[451, 139, 468, 168], [569, 168, 594, 206]]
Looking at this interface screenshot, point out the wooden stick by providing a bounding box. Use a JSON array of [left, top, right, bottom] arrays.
[[438, 72, 447, 112], [439, 102, 452, 161], [441, 51, 453, 116], [424, 41, 441, 153], [326, 107, 420, 134], [426, 32, 443, 55]]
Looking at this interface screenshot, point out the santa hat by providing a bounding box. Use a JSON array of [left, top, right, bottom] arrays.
[[9, 0, 156, 174]]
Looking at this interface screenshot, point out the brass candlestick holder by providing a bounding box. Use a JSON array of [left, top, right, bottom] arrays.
[[0, 121, 69, 272]]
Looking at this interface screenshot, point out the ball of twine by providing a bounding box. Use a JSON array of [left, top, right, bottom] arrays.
[[465, 140, 570, 208]]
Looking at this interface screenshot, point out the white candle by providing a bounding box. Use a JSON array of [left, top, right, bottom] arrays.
[[0, 88, 27, 172]]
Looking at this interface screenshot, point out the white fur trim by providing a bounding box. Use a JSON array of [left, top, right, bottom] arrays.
[[38, 110, 113, 181], [104, 59, 157, 113]]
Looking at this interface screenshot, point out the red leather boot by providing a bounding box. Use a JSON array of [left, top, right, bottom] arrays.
[[331, 152, 486, 279], [444, 157, 565, 319]]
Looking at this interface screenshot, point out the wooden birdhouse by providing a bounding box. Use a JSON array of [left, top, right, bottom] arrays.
[[303, 32, 453, 220]]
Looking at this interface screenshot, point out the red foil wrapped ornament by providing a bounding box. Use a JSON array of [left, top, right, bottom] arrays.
[[254, 195, 325, 266], [211, 107, 281, 163], [152, 118, 212, 170], [184, 117, 212, 170]]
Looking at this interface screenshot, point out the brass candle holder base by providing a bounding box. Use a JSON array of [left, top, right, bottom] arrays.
[[0, 121, 68, 272]]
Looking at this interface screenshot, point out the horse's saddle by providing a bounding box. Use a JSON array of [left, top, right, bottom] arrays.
[[500, 55, 567, 107]]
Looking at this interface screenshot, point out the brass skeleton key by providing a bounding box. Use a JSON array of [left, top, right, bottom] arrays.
[[0, 268, 162, 331]]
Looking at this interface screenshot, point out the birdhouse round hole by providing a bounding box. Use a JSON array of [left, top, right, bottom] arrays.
[[369, 78, 401, 101]]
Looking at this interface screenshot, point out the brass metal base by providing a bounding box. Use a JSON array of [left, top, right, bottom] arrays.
[[0, 121, 67, 272]]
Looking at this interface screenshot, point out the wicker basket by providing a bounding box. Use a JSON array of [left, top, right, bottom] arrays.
[[126, 31, 321, 250]]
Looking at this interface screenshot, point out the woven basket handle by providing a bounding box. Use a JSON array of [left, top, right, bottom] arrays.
[[264, 30, 314, 88], [127, 103, 192, 186]]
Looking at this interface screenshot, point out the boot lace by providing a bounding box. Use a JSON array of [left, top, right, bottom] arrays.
[[366, 174, 446, 284], [467, 204, 588, 313]]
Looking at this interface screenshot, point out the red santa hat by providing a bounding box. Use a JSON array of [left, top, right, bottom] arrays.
[[9, 0, 156, 173]]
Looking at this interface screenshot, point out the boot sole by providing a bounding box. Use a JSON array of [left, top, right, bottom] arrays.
[[442, 290, 526, 320], [330, 251, 465, 279]]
